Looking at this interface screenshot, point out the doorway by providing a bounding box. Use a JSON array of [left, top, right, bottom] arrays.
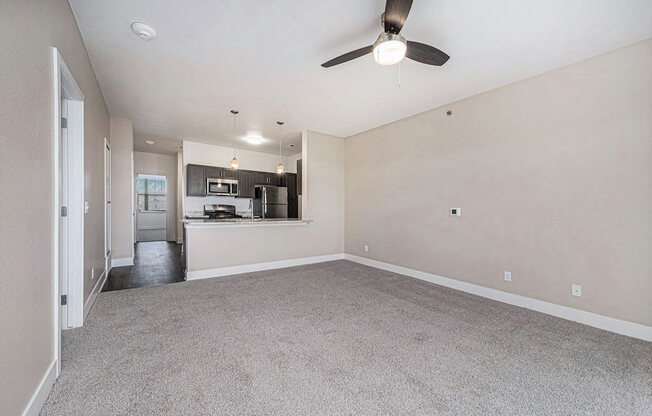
[[136, 174, 168, 241], [53, 48, 85, 377], [102, 242, 184, 291]]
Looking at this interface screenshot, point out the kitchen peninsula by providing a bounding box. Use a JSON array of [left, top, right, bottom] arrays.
[[182, 216, 318, 280], [180, 139, 321, 280]]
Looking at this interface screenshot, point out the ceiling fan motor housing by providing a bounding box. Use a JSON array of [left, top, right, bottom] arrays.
[[373, 32, 407, 65]]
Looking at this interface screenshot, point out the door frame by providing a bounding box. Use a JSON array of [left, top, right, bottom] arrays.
[[131, 152, 135, 256], [135, 172, 169, 242], [104, 138, 111, 275], [53, 48, 85, 377]]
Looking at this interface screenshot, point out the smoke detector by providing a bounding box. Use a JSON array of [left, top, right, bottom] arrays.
[[145, 140, 155, 145], [131, 22, 156, 41]]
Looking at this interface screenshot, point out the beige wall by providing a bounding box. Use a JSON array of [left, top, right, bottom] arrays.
[[186, 131, 344, 270], [182, 140, 298, 173], [285, 152, 302, 174], [134, 151, 179, 242], [0, 0, 109, 414], [110, 118, 134, 260], [345, 39, 652, 326]]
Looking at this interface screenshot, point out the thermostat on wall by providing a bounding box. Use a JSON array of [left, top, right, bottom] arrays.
[[450, 207, 461, 216]]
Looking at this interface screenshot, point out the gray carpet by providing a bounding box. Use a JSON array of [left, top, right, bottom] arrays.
[[42, 260, 651, 415]]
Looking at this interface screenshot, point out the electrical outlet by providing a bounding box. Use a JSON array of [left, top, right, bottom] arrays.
[[364, 245, 369, 253], [572, 284, 582, 297], [504, 271, 511, 282]]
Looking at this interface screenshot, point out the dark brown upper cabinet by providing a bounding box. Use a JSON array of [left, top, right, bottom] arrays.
[[222, 168, 238, 179], [204, 166, 222, 180], [186, 164, 206, 196], [236, 170, 255, 198], [185, 163, 292, 198]]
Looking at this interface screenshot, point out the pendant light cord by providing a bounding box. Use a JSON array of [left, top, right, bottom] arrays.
[[233, 112, 237, 158], [279, 124, 282, 163], [277, 121, 284, 164], [276, 121, 284, 174]]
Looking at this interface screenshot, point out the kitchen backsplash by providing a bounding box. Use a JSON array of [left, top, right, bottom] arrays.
[[185, 196, 252, 216]]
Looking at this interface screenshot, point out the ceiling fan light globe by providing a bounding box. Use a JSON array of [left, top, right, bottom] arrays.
[[373, 33, 407, 65]]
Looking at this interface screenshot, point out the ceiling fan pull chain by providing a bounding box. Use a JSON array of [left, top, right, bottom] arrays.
[[398, 61, 401, 88]]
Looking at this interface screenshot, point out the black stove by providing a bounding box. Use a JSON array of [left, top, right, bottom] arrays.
[[204, 204, 242, 220]]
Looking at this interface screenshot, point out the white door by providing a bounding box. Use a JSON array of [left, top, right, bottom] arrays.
[[105, 140, 111, 272], [59, 98, 69, 328]]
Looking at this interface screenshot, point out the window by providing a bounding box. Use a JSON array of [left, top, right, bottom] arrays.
[[137, 174, 166, 212]]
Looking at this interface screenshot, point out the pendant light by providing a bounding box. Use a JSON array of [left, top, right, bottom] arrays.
[[276, 121, 284, 174], [230, 110, 239, 169]]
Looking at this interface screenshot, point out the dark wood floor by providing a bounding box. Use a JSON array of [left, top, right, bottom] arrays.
[[102, 241, 184, 292]]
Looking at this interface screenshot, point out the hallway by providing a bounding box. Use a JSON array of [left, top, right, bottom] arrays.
[[103, 242, 184, 291]]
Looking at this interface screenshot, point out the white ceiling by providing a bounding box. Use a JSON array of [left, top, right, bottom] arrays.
[[69, 0, 652, 155], [134, 134, 182, 155]]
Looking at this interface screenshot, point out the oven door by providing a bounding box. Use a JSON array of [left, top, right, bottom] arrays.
[[207, 179, 230, 195]]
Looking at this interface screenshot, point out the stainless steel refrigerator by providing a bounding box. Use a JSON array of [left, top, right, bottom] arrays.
[[253, 185, 288, 219]]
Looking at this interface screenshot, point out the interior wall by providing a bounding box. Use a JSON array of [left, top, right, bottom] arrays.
[[345, 39, 652, 326], [182, 140, 299, 215], [0, 0, 110, 414], [134, 151, 178, 242], [186, 131, 344, 270], [285, 152, 302, 173], [177, 152, 183, 242], [110, 117, 134, 261], [183, 140, 298, 173]]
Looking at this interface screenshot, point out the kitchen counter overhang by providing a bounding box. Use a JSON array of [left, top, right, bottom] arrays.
[[182, 218, 312, 229]]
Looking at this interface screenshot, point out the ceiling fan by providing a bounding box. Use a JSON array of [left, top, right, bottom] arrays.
[[321, 0, 449, 68]]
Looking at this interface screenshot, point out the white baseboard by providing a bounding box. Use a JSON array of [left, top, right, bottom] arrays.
[[22, 359, 56, 416], [83, 268, 107, 321], [111, 257, 134, 267], [186, 253, 345, 280], [344, 254, 652, 342]]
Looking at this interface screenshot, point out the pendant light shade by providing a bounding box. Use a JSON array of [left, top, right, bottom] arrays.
[[276, 121, 284, 175], [230, 110, 239, 169]]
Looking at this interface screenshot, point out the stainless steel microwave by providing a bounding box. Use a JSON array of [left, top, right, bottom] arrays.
[[206, 178, 238, 196]]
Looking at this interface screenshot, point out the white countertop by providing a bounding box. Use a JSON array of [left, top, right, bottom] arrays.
[[182, 218, 312, 228]]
